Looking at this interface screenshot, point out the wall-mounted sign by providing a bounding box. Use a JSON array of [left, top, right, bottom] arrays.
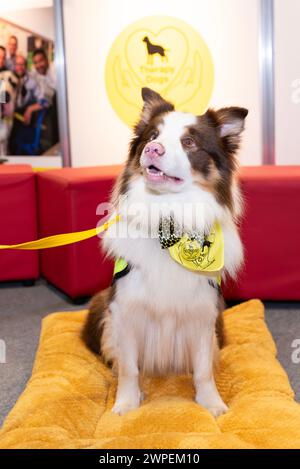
[[105, 15, 214, 126]]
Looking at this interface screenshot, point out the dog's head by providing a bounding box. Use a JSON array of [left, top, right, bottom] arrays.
[[119, 87, 248, 213]]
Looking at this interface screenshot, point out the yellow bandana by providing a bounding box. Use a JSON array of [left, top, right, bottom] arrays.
[[168, 222, 224, 279], [113, 221, 224, 286]]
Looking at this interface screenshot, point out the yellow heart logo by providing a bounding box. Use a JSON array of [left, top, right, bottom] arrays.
[[105, 16, 214, 126], [125, 27, 189, 96]]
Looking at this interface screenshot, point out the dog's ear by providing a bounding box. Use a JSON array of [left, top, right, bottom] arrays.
[[216, 107, 248, 138], [204, 107, 248, 154], [139, 87, 174, 125], [141, 87, 164, 104]]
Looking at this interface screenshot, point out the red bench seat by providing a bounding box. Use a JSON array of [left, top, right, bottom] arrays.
[[36, 165, 300, 301], [0, 164, 39, 283]]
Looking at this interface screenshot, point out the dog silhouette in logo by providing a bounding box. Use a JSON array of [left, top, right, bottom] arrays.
[[142, 36, 168, 65]]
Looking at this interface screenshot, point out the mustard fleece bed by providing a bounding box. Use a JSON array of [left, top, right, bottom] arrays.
[[1, 299, 300, 449]]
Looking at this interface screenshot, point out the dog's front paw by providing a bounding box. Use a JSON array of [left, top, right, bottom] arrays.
[[195, 393, 228, 418], [111, 397, 141, 416], [204, 402, 228, 418], [111, 391, 143, 416]]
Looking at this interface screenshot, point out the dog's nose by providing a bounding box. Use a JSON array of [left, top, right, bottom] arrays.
[[144, 142, 165, 158]]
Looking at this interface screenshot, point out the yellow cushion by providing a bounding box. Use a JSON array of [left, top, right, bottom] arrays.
[[1, 299, 300, 449]]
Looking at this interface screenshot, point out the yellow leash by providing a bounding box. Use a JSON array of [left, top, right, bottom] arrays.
[[0, 213, 223, 284], [0, 215, 120, 250]]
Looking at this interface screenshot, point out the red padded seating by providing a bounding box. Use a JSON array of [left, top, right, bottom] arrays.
[[37, 166, 121, 299], [223, 166, 300, 300], [37, 165, 300, 301], [0, 164, 39, 282]]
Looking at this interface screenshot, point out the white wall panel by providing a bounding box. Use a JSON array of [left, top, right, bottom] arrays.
[[63, 0, 262, 167], [275, 0, 300, 165]]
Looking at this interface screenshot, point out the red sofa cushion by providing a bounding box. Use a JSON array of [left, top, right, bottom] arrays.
[[37, 164, 300, 301], [37, 165, 122, 298], [0, 164, 39, 282], [223, 166, 300, 300]]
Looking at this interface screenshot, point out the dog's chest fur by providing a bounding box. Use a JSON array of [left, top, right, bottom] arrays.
[[110, 237, 219, 375]]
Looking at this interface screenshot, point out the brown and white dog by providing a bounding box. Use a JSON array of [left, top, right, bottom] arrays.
[[0, 71, 18, 156], [82, 87, 248, 417]]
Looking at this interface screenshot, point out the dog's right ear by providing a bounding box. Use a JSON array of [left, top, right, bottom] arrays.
[[141, 87, 164, 104], [139, 87, 174, 125]]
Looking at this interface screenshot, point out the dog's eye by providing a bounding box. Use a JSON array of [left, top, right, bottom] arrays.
[[149, 130, 159, 141], [182, 137, 195, 148]]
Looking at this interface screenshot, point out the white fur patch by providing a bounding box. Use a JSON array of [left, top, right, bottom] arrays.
[[159, 111, 196, 137], [140, 111, 197, 191]]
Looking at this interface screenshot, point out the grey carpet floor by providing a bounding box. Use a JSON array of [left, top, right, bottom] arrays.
[[0, 279, 300, 427]]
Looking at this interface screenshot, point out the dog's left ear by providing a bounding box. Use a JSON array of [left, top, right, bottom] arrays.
[[216, 107, 248, 139], [210, 107, 248, 153], [139, 87, 174, 125]]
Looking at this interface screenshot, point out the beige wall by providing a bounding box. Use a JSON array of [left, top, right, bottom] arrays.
[[63, 0, 262, 167], [275, 0, 300, 165], [0, 1, 54, 40]]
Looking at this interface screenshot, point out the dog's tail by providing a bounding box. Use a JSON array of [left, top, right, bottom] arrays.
[[81, 287, 113, 355], [213, 294, 225, 372]]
